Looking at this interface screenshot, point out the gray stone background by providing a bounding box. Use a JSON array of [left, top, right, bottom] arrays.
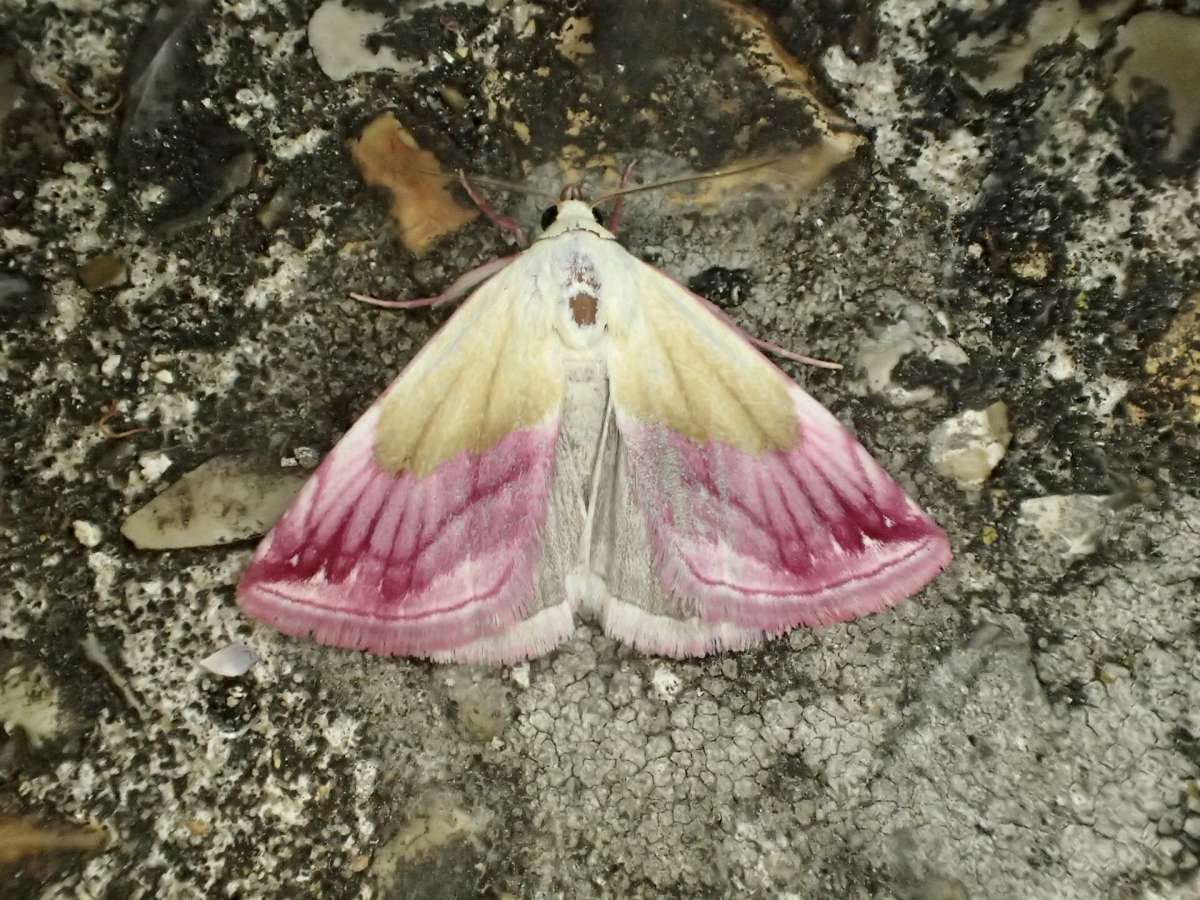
[[2, 1, 1198, 898]]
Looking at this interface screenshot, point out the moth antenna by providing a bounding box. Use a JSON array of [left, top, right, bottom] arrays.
[[349, 255, 515, 310], [459, 172, 556, 199], [592, 157, 785, 204], [606, 160, 638, 235], [459, 171, 529, 246], [746, 335, 843, 370], [399, 164, 555, 199]]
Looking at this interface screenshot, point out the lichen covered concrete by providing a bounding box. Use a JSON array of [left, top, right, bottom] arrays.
[[2, 1, 1198, 897]]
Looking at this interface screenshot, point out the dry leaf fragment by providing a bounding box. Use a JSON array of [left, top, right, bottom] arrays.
[[716, 0, 853, 118], [0, 818, 108, 865], [78, 254, 129, 291], [694, 0, 863, 206], [663, 146, 862, 209], [1144, 290, 1200, 421], [617, 1, 865, 211], [121, 456, 307, 550], [350, 113, 477, 254]]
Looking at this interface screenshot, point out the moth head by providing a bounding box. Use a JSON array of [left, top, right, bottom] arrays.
[[536, 199, 613, 241], [540, 203, 605, 229]]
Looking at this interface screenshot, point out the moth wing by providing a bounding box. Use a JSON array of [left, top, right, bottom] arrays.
[[238, 261, 578, 664], [594, 261, 952, 657]]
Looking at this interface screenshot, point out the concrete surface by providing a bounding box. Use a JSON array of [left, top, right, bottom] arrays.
[[1, 1, 1198, 898]]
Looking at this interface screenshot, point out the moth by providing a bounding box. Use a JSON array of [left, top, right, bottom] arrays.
[[238, 179, 952, 663]]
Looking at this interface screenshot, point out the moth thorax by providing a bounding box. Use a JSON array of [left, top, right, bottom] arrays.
[[570, 292, 599, 326]]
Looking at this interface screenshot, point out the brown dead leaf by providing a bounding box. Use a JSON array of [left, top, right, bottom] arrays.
[[665, 145, 862, 208], [691, 0, 863, 207], [350, 113, 477, 254], [0, 818, 108, 865], [1144, 290, 1200, 421], [715, 0, 854, 120]]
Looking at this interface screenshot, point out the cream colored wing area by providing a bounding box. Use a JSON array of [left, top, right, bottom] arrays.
[[374, 261, 565, 476], [604, 261, 799, 455]]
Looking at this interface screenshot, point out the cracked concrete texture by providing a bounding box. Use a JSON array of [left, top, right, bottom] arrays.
[[2, 0, 1199, 898]]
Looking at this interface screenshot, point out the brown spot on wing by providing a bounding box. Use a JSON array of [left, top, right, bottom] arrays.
[[570, 292, 598, 326]]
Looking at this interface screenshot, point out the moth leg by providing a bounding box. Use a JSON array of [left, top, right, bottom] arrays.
[[349, 254, 516, 310], [745, 334, 843, 370], [97, 400, 149, 439], [606, 160, 638, 236], [459, 171, 529, 247]]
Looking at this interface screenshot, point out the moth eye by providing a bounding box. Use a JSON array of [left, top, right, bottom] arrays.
[[592, 207, 605, 225], [540, 206, 559, 229]]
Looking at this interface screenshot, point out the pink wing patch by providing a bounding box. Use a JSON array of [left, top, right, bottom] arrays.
[[615, 387, 951, 648], [237, 404, 571, 662]]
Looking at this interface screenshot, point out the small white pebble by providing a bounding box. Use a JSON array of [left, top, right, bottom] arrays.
[[72, 520, 103, 548], [199, 642, 259, 678], [293, 446, 321, 469], [929, 401, 1012, 488], [138, 184, 167, 211], [155, 369, 175, 384], [509, 663, 530, 689], [101, 354, 121, 377], [138, 452, 173, 482], [651, 666, 681, 702]]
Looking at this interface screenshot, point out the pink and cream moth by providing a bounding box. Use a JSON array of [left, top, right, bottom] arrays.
[[237, 192, 952, 664]]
